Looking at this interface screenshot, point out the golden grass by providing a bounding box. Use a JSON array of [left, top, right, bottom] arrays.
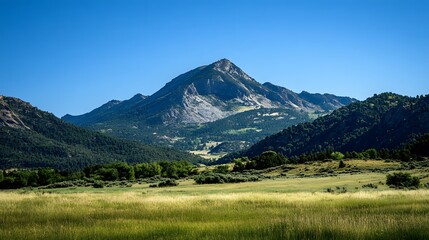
[[189, 150, 225, 160], [233, 105, 258, 113], [2, 163, 429, 239], [1, 188, 429, 240], [1, 189, 428, 205]]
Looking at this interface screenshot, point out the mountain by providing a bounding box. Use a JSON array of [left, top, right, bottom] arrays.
[[237, 93, 429, 159], [62, 93, 147, 126], [62, 59, 356, 155], [263, 83, 355, 112], [64, 59, 355, 126], [0, 96, 202, 170]]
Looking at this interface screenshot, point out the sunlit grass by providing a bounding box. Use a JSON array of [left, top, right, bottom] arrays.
[[222, 127, 262, 135], [189, 150, 225, 160], [2, 162, 429, 239], [233, 105, 258, 113], [1, 187, 429, 239]]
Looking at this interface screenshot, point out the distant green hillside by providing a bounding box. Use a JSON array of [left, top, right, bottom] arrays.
[[77, 107, 315, 154], [236, 93, 429, 159], [0, 96, 202, 170]]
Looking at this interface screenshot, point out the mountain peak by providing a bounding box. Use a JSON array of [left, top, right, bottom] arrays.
[[211, 58, 235, 72], [63, 59, 356, 126], [130, 93, 146, 101], [209, 58, 253, 82], [213, 58, 233, 67]]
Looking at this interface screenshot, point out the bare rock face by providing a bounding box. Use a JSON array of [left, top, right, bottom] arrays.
[[145, 59, 281, 124], [0, 96, 30, 130]]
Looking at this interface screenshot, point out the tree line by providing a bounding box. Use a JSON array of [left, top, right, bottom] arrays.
[[0, 160, 195, 189], [232, 135, 429, 172]]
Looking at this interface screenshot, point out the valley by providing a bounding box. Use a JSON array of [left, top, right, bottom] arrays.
[[1, 159, 429, 240], [1, 88, 428, 240]]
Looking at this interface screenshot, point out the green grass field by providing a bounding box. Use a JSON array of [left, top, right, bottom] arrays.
[[1, 160, 429, 239]]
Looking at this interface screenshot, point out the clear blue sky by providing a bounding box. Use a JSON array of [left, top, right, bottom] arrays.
[[1, 0, 428, 117]]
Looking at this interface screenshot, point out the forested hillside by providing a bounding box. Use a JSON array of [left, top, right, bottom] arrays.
[[238, 93, 429, 159], [0, 96, 202, 170]]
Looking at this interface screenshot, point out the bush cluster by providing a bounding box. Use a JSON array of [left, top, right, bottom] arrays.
[[386, 172, 420, 188], [149, 178, 178, 188], [39, 180, 87, 189], [232, 151, 288, 172], [93, 180, 105, 188], [194, 173, 261, 184], [326, 186, 347, 193], [362, 183, 378, 189]]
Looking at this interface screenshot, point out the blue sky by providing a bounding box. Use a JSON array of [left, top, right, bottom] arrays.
[[1, 0, 428, 117]]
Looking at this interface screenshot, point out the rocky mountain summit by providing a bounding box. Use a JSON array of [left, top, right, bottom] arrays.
[[63, 59, 356, 126]]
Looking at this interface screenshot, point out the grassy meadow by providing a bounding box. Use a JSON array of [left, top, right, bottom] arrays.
[[1, 160, 429, 239]]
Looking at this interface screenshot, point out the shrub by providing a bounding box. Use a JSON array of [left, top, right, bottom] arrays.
[[93, 181, 105, 188], [338, 160, 346, 168], [213, 165, 230, 174], [362, 183, 378, 189], [363, 149, 378, 159], [158, 179, 178, 187], [386, 172, 420, 188], [39, 180, 87, 189], [331, 152, 345, 160], [194, 173, 225, 184], [150, 179, 178, 188], [252, 151, 288, 169], [0, 177, 17, 189], [232, 157, 248, 172]]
